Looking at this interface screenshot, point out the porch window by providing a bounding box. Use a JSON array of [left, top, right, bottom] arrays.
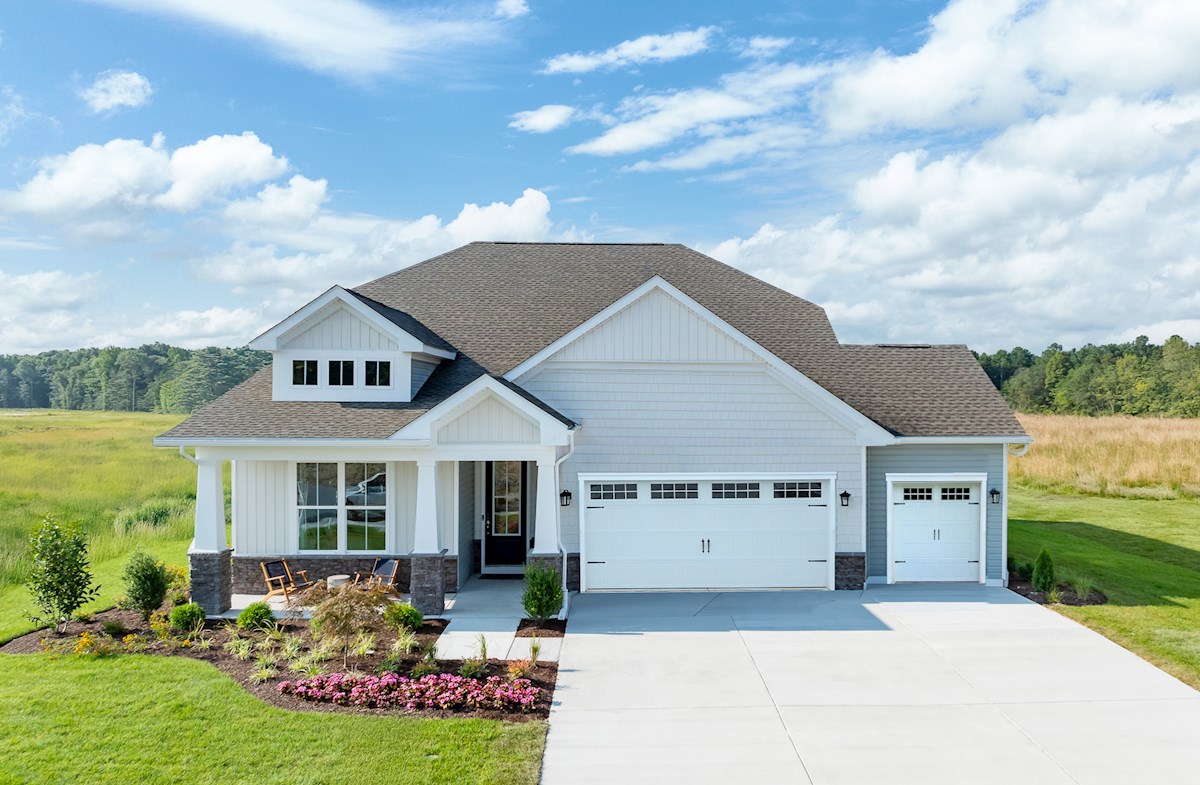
[[292, 360, 318, 386], [329, 360, 355, 386], [296, 462, 388, 552], [365, 360, 391, 387]]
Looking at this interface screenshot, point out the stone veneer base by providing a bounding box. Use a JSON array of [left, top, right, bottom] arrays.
[[834, 552, 867, 590], [410, 553, 446, 616], [189, 549, 233, 615], [230, 554, 458, 596]]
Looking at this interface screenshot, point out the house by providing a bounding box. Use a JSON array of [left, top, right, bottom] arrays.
[[155, 242, 1031, 615]]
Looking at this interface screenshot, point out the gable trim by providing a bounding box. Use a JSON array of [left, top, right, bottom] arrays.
[[249, 286, 454, 358], [390, 375, 574, 446], [505, 276, 894, 446]]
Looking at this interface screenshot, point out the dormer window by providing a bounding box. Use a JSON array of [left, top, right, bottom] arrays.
[[329, 360, 355, 386], [292, 360, 318, 386], [365, 360, 391, 387]]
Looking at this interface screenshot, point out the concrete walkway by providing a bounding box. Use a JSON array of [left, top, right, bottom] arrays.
[[542, 586, 1200, 784], [437, 577, 562, 662]]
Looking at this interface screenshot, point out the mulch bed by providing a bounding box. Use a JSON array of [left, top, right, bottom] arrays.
[[515, 618, 567, 638], [2, 608, 556, 721], [1008, 579, 1108, 606]]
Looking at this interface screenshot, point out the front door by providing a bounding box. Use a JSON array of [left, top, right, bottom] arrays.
[[484, 460, 527, 569]]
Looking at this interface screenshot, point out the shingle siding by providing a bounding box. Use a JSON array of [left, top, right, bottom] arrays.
[[865, 444, 1005, 580]]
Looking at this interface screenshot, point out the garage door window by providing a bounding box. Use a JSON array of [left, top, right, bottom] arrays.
[[712, 482, 760, 499], [590, 483, 637, 500], [651, 482, 698, 500], [902, 487, 933, 501], [940, 487, 972, 501], [773, 481, 821, 499]]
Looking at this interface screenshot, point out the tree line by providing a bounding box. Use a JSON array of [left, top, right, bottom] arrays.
[[0, 345, 269, 414], [975, 336, 1200, 416]]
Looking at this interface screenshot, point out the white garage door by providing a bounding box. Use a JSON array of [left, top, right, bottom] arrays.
[[891, 483, 982, 582], [582, 478, 834, 590]]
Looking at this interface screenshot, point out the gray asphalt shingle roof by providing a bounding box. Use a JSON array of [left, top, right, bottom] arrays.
[[160, 242, 1025, 441]]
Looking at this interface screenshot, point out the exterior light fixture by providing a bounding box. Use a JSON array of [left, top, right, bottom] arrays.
[[560, 489, 573, 507], [839, 490, 851, 507], [989, 488, 1001, 504]]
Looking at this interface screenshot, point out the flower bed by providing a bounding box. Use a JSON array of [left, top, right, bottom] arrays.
[[279, 671, 540, 712]]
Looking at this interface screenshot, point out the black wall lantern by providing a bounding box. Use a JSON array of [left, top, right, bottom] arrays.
[[559, 489, 573, 507], [839, 490, 851, 507], [989, 488, 1001, 504]]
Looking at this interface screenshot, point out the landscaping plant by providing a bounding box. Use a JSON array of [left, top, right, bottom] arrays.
[[236, 601, 276, 631], [383, 601, 423, 631], [1032, 546, 1056, 594], [25, 516, 100, 633], [122, 551, 170, 619], [1070, 575, 1095, 600], [279, 672, 541, 712], [522, 562, 563, 622], [168, 602, 205, 633], [307, 583, 391, 667]]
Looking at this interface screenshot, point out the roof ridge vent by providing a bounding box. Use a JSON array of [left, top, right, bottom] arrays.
[[875, 343, 932, 348]]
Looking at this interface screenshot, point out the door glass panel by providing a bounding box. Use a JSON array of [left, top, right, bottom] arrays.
[[491, 460, 522, 536]]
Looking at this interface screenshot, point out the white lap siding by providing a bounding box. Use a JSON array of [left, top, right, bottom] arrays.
[[519, 364, 863, 555]]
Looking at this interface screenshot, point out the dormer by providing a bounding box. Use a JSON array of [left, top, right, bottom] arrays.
[[249, 286, 456, 403]]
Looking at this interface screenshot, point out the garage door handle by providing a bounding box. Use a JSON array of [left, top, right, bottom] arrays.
[[894, 560, 906, 563], [809, 504, 827, 507], [808, 559, 827, 563], [586, 505, 604, 509], [968, 560, 979, 563], [586, 561, 606, 565]]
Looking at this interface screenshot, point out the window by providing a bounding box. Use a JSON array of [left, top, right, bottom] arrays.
[[941, 487, 972, 501], [774, 481, 822, 499], [297, 462, 387, 551], [365, 360, 391, 387], [590, 483, 637, 500], [651, 482, 698, 499], [292, 360, 318, 386], [328, 360, 355, 386], [903, 487, 933, 501], [712, 482, 760, 499]]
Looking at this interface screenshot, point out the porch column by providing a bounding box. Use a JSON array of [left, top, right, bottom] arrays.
[[531, 457, 561, 556], [189, 458, 231, 615], [410, 457, 445, 616]]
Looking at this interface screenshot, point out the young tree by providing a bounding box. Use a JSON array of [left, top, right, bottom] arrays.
[[26, 517, 100, 633]]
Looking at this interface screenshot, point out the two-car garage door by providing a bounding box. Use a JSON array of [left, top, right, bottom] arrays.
[[581, 477, 835, 590]]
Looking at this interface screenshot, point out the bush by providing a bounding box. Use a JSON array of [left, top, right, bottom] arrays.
[[383, 602, 423, 632], [169, 603, 206, 632], [1032, 547, 1056, 594], [164, 565, 190, 606], [237, 602, 276, 631], [308, 583, 392, 667], [279, 672, 540, 712], [410, 659, 439, 678], [25, 516, 100, 633], [1017, 562, 1034, 582], [101, 620, 128, 638], [123, 552, 170, 620], [522, 562, 563, 622]]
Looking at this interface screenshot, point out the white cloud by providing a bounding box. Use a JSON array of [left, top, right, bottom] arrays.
[[569, 63, 825, 156], [0, 86, 32, 144], [509, 104, 576, 133], [737, 35, 792, 59], [494, 0, 529, 19], [90, 0, 515, 79], [79, 70, 153, 112], [223, 175, 328, 228], [156, 132, 288, 210], [544, 26, 716, 74], [0, 269, 100, 313]]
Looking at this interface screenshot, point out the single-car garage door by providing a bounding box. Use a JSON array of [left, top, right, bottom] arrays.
[[581, 477, 835, 590], [890, 482, 983, 582]]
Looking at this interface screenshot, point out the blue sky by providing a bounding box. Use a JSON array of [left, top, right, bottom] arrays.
[[1, 0, 1199, 354]]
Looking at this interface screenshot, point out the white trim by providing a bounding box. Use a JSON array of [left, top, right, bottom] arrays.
[[859, 446, 868, 554], [249, 286, 453, 359], [390, 374, 572, 446], [504, 276, 894, 447], [884, 473, 987, 585], [1001, 444, 1009, 587], [577, 471, 838, 592], [894, 436, 1033, 445]]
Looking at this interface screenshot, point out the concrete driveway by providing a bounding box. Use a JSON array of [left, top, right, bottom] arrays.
[[541, 586, 1200, 785]]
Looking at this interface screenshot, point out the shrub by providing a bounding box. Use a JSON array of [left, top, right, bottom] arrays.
[[1017, 562, 1035, 582], [237, 602, 276, 631], [73, 631, 116, 657], [1032, 547, 1056, 593], [101, 620, 128, 638], [308, 583, 391, 667], [458, 658, 487, 679], [410, 659, 439, 678], [383, 602, 423, 632], [26, 516, 100, 633], [122, 552, 170, 619], [507, 659, 533, 680], [522, 562, 563, 622], [148, 611, 173, 640], [169, 603, 206, 632], [279, 672, 540, 712], [164, 565, 190, 607]]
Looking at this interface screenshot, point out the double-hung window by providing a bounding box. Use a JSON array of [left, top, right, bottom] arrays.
[[297, 462, 388, 551]]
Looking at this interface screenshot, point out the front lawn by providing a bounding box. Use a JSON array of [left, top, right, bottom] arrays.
[[1009, 487, 1200, 689], [0, 654, 546, 785]]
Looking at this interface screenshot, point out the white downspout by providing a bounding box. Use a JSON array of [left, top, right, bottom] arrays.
[[555, 429, 577, 620]]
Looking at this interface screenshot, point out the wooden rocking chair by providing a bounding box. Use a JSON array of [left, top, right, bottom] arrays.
[[260, 559, 314, 603]]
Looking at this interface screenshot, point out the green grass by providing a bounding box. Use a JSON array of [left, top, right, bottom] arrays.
[[1009, 486, 1200, 689], [0, 654, 545, 785]]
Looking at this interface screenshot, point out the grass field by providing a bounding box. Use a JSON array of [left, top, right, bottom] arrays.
[[1009, 414, 1200, 689], [0, 410, 195, 642], [0, 654, 545, 785]]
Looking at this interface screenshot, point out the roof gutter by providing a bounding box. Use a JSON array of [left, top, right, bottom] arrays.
[[891, 435, 1034, 445]]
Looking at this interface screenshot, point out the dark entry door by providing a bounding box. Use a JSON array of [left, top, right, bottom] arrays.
[[485, 461, 527, 567]]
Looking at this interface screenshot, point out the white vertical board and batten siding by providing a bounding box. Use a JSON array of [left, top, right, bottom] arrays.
[[282, 304, 399, 351], [866, 444, 1005, 581], [437, 394, 540, 444], [514, 287, 862, 556], [437, 461, 457, 555]]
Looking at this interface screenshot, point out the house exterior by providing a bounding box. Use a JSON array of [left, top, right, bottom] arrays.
[[155, 242, 1030, 615]]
